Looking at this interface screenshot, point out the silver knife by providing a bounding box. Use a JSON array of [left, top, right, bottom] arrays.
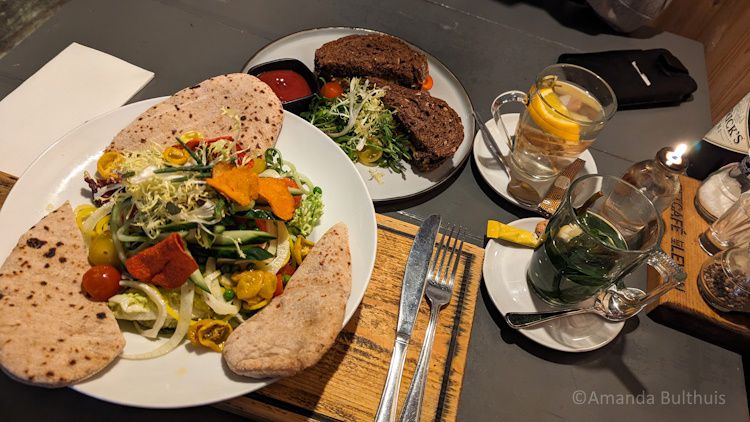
[[375, 214, 442, 422], [472, 110, 510, 177]]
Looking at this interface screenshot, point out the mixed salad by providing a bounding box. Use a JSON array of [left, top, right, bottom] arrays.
[[302, 77, 412, 175], [76, 122, 323, 359]]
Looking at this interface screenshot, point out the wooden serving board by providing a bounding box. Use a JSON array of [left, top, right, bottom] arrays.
[[647, 175, 750, 353], [216, 214, 483, 421], [0, 170, 484, 421]]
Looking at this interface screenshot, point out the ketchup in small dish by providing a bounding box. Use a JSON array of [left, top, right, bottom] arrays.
[[257, 70, 312, 103]]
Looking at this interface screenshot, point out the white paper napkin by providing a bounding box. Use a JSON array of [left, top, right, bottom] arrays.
[[0, 42, 154, 176]]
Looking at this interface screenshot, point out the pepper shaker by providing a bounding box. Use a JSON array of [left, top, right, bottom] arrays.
[[698, 243, 750, 313]]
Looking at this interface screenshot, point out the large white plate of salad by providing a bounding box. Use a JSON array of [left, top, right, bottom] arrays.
[[0, 97, 377, 408], [244, 27, 475, 203]]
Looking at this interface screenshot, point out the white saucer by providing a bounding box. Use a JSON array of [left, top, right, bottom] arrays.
[[482, 217, 624, 352], [472, 114, 598, 212]]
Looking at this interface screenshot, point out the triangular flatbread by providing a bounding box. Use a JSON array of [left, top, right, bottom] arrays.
[[223, 223, 351, 378], [106, 73, 283, 158], [0, 202, 124, 387]]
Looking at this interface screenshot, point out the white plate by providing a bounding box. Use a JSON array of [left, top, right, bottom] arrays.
[[482, 217, 623, 352], [0, 98, 378, 408], [243, 27, 475, 203], [472, 115, 597, 212]]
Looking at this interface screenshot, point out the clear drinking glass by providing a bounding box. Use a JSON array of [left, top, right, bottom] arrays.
[[527, 175, 685, 306], [491, 64, 617, 207], [699, 190, 750, 255]]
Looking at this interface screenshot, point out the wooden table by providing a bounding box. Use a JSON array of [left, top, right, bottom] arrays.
[[0, 0, 746, 420]]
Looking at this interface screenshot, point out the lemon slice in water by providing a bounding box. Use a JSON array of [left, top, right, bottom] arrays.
[[528, 86, 580, 144]]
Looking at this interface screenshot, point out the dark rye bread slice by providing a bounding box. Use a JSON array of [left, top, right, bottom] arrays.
[[369, 78, 464, 171], [315, 34, 428, 89]]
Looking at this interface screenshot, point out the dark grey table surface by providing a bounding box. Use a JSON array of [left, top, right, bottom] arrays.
[[0, 0, 747, 421]]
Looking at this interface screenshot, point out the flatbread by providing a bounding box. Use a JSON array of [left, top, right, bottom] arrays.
[[223, 223, 351, 378], [106, 73, 283, 158], [0, 202, 124, 387]]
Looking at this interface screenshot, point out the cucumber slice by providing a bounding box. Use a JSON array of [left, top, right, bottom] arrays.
[[212, 230, 276, 245], [198, 245, 274, 260], [189, 269, 211, 292]]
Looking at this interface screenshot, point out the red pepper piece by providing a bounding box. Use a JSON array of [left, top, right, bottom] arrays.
[[125, 233, 198, 289]]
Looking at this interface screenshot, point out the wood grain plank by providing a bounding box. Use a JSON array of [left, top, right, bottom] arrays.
[[218, 214, 483, 421], [647, 175, 750, 353], [653, 0, 750, 122]]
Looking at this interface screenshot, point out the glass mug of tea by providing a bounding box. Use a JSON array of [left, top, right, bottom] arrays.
[[527, 175, 686, 306], [491, 64, 617, 207]]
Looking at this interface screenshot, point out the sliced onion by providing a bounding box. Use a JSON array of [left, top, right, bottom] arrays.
[[118, 280, 167, 339], [259, 169, 281, 178], [81, 200, 115, 234], [201, 290, 239, 315], [122, 282, 194, 360], [258, 222, 290, 275], [205, 257, 217, 274], [201, 270, 239, 315]]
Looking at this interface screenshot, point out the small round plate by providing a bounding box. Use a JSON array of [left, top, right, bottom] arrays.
[[243, 27, 475, 203], [482, 217, 624, 352], [472, 114, 597, 212]]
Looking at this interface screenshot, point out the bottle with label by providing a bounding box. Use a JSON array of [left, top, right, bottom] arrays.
[[622, 146, 687, 215], [685, 92, 750, 179], [695, 155, 750, 222]]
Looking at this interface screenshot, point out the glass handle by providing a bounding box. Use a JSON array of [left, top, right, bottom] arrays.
[[641, 249, 687, 308], [490, 90, 528, 153]]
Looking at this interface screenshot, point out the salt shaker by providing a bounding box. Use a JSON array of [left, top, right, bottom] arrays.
[[698, 242, 750, 313], [622, 146, 688, 215], [695, 155, 750, 223]]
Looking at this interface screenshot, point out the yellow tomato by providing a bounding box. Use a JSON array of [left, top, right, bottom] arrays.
[[251, 157, 267, 174], [357, 146, 383, 166], [187, 319, 233, 352], [94, 215, 110, 235], [232, 270, 276, 301], [179, 130, 204, 142], [162, 146, 189, 165], [243, 298, 270, 311], [74, 205, 96, 231], [88, 233, 119, 266], [97, 152, 124, 179]]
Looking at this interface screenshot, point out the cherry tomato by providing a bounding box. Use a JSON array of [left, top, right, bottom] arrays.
[[255, 219, 269, 232], [320, 81, 344, 99], [275, 263, 296, 296], [82, 265, 122, 301], [421, 75, 433, 90], [88, 234, 119, 266], [97, 151, 124, 179]]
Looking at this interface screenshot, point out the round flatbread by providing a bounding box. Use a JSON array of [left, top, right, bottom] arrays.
[[0, 202, 124, 387], [223, 223, 351, 378], [106, 73, 283, 158]]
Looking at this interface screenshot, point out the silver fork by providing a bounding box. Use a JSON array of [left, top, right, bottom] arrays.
[[398, 226, 464, 422]]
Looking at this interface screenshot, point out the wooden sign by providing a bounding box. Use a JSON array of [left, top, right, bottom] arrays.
[[647, 175, 750, 353]]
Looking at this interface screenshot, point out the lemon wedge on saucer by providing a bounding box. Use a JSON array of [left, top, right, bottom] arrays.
[[528, 86, 580, 144], [486, 220, 541, 248]]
